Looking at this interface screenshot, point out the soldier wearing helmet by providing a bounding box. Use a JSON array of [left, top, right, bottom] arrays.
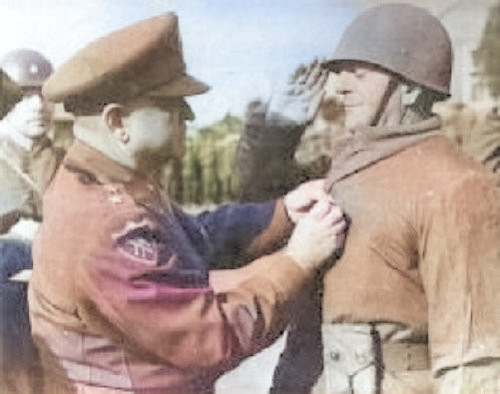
[[0, 49, 63, 233], [1, 49, 53, 91], [0, 49, 65, 394], [237, 3, 500, 394]]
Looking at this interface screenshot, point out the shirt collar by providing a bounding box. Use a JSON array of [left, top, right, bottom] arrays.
[[326, 117, 442, 188]]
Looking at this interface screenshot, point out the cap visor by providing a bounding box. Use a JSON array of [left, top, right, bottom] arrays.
[[149, 74, 210, 97]]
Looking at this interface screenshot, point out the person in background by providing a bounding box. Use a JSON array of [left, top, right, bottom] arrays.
[[0, 49, 60, 235], [435, 100, 500, 175], [29, 13, 347, 394], [237, 3, 500, 393], [0, 49, 64, 394], [237, 58, 336, 202]]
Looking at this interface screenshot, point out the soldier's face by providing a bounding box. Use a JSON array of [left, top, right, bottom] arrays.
[[331, 62, 402, 130], [15, 92, 54, 138]]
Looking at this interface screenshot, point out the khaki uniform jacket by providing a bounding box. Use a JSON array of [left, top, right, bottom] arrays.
[[324, 122, 500, 376], [0, 136, 62, 233], [29, 140, 310, 394]]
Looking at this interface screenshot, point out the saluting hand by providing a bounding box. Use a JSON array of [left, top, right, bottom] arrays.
[[266, 58, 328, 127]]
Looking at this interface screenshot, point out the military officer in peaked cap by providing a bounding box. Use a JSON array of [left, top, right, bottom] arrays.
[[28, 12, 347, 394]]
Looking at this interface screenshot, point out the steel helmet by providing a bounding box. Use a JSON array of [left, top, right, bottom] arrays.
[[0, 49, 53, 88], [325, 3, 452, 96]]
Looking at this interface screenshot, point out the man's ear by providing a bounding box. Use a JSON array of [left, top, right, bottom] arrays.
[[102, 103, 129, 143]]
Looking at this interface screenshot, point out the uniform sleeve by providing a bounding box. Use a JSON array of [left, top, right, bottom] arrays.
[[79, 205, 309, 371], [194, 198, 294, 269], [0, 136, 62, 228], [0, 144, 33, 229], [419, 169, 500, 384], [236, 100, 307, 202], [466, 113, 500, 174]]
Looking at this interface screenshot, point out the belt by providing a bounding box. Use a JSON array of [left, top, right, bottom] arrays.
[[321, 323, 430, 375], [381, 342, 429, 372], [318, 323, 430, 394]]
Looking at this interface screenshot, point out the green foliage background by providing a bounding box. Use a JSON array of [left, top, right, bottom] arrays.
[[164, 113, 242, 205]]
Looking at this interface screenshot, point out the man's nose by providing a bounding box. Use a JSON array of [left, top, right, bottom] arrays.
[[335, 70, 353, 96]]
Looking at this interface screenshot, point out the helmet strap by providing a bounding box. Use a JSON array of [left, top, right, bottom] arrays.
[[370, 77, 399, 126], [400, 85, 439, 125]]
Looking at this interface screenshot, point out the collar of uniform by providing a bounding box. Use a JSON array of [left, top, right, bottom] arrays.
[[65, 139, 134, 183], [326, 117, 442, 188], [351, 116, 441, 143], [63, 139, 170, 212]]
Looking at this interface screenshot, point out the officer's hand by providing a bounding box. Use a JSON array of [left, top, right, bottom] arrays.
[[266, 58, 328, 127], [285, 200, 346, 271], [0, 94, 53, 148], [284, 179, 332, 223]]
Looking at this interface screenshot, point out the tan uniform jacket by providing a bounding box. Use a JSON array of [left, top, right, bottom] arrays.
[[0, 136, 63, 233], [29, 140, 311, 394], [324, 122, 500, 375]]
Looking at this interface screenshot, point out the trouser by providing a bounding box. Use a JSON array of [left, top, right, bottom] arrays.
[[270, 280, 324, 394], [0, 238, 41, 394], [311, 323, 432, 394]]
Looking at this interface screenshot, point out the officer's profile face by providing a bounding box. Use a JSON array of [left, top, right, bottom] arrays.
[[122, 96, 186, 163], [332, 61, 402, 129]]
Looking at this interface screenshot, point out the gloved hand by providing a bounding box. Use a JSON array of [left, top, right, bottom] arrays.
[[237, 60, 330, 202], [285, 199, 346, 271], [266, 58, 329, 127], [0, 94, 53, 150]]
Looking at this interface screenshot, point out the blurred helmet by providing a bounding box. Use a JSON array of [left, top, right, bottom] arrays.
[[325, 3, 452, 96], [0, 49, 53, 88]]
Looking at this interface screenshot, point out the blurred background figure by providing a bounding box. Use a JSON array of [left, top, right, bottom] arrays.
[[237, 59, 344, 203], [0, 49, 64, 394], [434, 100, 500, 175], [0, 49, 60, 236]]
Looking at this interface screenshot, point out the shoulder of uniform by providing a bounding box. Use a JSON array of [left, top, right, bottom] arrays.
[[60, 163, 148, 219]]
